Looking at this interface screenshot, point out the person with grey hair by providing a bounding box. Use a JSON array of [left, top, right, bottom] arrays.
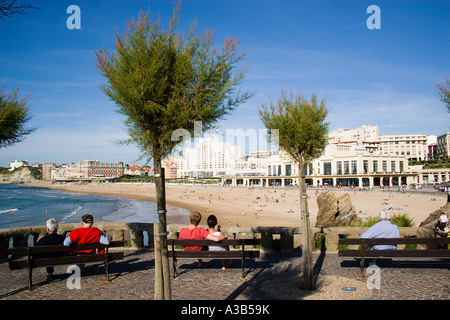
[[361, 206, 400, 250], [36, 218, 65, 280]]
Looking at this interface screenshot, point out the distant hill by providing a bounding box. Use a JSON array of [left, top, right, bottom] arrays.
[[0, 167, 40, 184]]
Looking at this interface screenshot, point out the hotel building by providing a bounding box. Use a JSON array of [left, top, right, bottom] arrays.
[[377, 134, 428, 161], [222, 142, 413, 188], [436, 132, 450, 159]]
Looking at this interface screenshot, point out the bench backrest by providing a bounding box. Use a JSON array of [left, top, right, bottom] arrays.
[[338, 237, 450, 246], [7, 241, 125, 257], [168, 239, 260, 247]]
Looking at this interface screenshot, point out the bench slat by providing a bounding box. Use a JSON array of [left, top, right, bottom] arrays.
[[338, 237, 450, 246], [169, 250, 260, 259], [339, 249, 450, 258], [9, 252, 125, 270], [168, 239, 260, 246]]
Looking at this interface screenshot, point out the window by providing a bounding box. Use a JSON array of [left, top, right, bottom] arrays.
[[363, 160, 369, 174], [285, 164, 292, 176], [324, 162, 332, 175], [337, 161, 342, 175], [373, 160, 378, 173], [351, 160, 357, 174], [391, 161, 396, 173], [344, 161, 350, 175]]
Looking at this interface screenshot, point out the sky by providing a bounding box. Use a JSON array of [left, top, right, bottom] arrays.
[[0, 0, 449, 167]]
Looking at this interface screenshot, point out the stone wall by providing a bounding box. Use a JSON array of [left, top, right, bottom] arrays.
[[0, 222, 438, 260]]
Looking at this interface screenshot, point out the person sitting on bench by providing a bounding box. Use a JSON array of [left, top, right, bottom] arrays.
[[179, 211, 228, 267], [36, 218, 65, 280], [63, 214, 110, 253], [361, 207, 399, 265]]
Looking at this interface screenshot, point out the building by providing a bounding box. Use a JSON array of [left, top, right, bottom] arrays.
[[177, 136, 242, 178], [223, 142, 415, 188], [377, 134, 428, 161], [436, 132, 450, 159], [76, 160, 125, 178], [328, 125, 379, 144], [162, 157, 178, 179], [8, 160, 28, 171]]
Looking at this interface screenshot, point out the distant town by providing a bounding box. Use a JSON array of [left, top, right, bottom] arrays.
[[4, 125, 450, 189]]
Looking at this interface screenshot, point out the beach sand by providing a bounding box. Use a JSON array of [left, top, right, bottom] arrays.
[[25, 181, 447, 228]]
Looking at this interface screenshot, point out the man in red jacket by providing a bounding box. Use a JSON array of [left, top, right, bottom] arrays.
[[64, 214, 110, 253]]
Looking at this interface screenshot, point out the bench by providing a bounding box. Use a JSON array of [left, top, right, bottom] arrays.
[[338, 237, 450, 275], [7, 241, 125, 290], [168, 239, 260, 279]]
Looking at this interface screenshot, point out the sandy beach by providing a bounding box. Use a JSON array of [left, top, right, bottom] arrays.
[[25, 181, 447, 228]]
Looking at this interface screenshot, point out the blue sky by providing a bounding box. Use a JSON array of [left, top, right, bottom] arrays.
[[0, 0, 449, 166]]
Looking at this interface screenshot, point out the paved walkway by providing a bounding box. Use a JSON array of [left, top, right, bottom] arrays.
[[0, 249, 448, 301]]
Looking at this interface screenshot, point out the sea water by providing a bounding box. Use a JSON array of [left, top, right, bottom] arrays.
[[0, 184, 190, 230]]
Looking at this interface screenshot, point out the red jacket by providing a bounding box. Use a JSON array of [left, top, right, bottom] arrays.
[[69, 227, 104, 254]]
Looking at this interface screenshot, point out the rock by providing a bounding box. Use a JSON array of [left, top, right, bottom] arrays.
[[315, 191, 361, 227], [315, 191, 338, 227], [0, 167, 37, 184], [419, 202, 450, 228]]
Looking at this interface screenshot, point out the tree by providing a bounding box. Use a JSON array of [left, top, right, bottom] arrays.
[[0, 0, 38, 20], [436, 76, 450, 114], [259, 90, 329, 290], [95, 3, 252, 300], [0, 86, 36, 149]]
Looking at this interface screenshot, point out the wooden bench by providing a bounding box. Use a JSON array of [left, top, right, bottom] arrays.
[[168, 239, 260, 279], [338, 237, 450, 275], [7, 241, 125, 290]]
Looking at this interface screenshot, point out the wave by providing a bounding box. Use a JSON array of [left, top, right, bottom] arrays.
[[61, 206, 82, 222], [0, 208, 18, 215]]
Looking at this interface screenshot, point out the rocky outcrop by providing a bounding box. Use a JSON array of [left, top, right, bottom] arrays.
[[315, 191, 361, 227], [419, 202, 450, 228], [0, 167, 37, 184]]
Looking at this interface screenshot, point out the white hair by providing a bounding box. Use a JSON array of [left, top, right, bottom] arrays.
[[379, 209, 391, 221], [46, 218, 59, 233]]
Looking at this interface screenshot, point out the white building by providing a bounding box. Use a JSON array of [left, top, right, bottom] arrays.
[[436, 132, 450, 159], [223, 142, 414, 188], [328, 125, 379, 144], [177, 136, 242, 178], [377, 134, 428, 161], [8, 160, 28, 171]]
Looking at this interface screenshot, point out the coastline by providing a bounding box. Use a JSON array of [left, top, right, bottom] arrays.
[[23, 180, 447, 228]]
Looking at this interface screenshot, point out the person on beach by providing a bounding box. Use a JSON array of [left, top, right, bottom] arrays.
[[63, 214, 110, 253], [36, 218, 65, 280], [179, 211, 228, 267], [207, 214, 229, 270]]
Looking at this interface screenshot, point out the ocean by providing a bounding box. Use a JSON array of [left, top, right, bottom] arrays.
[[0, 184, 190, 230]]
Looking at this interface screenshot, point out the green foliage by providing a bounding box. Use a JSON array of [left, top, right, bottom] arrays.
[[259, 89, 329, 165], [95, 3, 252, 164], [351, 213, 414, 228], [391, 213, 414, 227], [0, 86, 36, 149]]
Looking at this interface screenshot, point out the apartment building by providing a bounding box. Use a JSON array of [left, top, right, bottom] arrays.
[[436, 132, 450, 159], [177, 136, 242, 178], [328, 125, 379, 143], [377, 134, 428, 161]]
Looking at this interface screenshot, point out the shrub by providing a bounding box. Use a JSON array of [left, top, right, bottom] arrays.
[[391, 213, 414, 227]]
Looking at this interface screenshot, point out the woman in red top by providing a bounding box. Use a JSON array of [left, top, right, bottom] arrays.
[[179, 211, 227, 267]]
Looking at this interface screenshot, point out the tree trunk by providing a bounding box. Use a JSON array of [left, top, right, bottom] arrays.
[[298, 156, 314, 290], [153, 158, 172, 300]]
